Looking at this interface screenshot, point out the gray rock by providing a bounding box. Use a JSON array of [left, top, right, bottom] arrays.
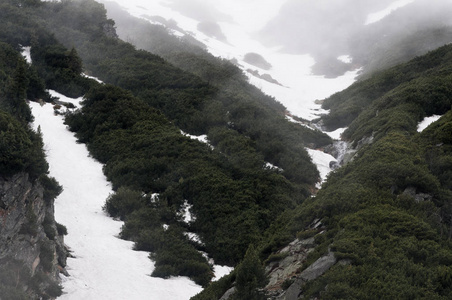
[[300, 251, 337, 281], [0, 172, 67, 297], [403, 186, 433, 202], [219, 287, 236, 300], [266, 238, 315, 289], [278, 279, 303, 300]]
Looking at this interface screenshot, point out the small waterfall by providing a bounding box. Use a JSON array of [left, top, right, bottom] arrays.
[[334, 140, 349, 165]]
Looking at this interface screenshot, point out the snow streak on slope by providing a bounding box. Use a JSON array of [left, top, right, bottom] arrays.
[[365, 0, 415, 25], [306, 148, 337, 185], [417, 114, 442, 132], [30, 95, 202, 300]]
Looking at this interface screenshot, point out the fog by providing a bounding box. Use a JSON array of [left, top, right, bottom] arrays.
[[255, 0, 452, 76], [107, 0, 452, 77]]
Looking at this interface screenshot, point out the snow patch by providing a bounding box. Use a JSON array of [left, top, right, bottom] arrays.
[[306, 148, 337, 183], [179, 200, 195, 223], [417, 115, 442, 132], [184, 232, 204, 245], [107, 0, 359, 121], [264, 162, 283, 171], [285, 115, 312, 129], [47, 89, 83, 109], [21, 46, 32, 64], [212, 265, 234, 282], [181, 130, 210, 145], [82, 73, 103, 83], [324, 127, 347, 140], [365, 0, 414, 25], [337, 55, 352, 64], [29, 99, 202, 299]]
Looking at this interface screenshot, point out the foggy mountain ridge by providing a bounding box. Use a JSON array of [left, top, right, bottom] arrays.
[[105, 0, 452, 79]]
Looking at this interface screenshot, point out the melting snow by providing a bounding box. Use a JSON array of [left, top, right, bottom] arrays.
[[21, 46, 32, 64], [417, 115, 442, 132], [264, 162, 283, 171], [306, 148, 337, 184], [29, 94, 202, 299], [324, 127, 347, 140], [106, 0, 359, 121], [179, 200, 195, 223], [181, 130, 210, 145], [82, 73, 104, 83]]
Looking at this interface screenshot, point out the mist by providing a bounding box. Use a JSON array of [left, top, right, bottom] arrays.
[[255, 0, 452, 76], [105, 0, 452, 77]]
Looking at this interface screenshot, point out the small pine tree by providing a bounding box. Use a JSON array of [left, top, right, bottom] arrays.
[[5, 57, 32, 122], [67, 47, 83, 75], [234, 244, 268, 300]]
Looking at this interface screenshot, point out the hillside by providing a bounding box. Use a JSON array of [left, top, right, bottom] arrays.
[[194, 41, 452, 300], [1, 0, 452, 299], [0, 0, 330, 292], [0, 37, 67, 299]]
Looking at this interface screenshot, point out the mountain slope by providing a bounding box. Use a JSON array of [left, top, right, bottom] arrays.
[[0, 34, 67, 299], [262, 41, 452, 300], [0, 0, 336, 287]]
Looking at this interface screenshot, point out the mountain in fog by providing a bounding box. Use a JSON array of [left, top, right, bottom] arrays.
[[257, 0, 452, 76]]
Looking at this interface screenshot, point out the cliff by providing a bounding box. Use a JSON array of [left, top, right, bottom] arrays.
[[0, 172, 67, 299]]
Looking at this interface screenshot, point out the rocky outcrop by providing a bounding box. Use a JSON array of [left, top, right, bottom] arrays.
[[0, 172, 67, 299], [265, 238, 316, 292], [403, 186, 433, 203], [267, 249, 337, 300], [264, 219, 341, 300]]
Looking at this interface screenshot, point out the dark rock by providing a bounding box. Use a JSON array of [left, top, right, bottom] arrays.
[[403, 186, 433, 202], [244, 52, 272, 70], [0, 172, 67, 298], [329, 160, 340, 169]]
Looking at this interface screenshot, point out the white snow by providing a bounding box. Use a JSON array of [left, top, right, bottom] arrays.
[[337, 55, 352, 64], [104, 0, 359, 121], [21, 46, 32, 64], [82, 73, 104, 83], [184, 232, 203, 244], [264, 162, 283, 171], [29, 95, 202, 299], [47, 89, 83, 108], [365, 0, 415, 25], [417, 114, 442, 132], [179, 200, 195, 223], [324, 127, 347, 140], [212, 265, 234, 282], [306, 148, 337, 184], [181, 130, 209, 145], [285, 115, 312, 130]]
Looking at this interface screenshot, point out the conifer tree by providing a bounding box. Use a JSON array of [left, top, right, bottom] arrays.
[[234, 244, 267, 300], [5, 57, 32, 122]]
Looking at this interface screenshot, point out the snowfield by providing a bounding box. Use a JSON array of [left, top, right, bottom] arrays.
[[417, 115, 442, 132], [103, 0, 359, 121], [30, 95, 203, 300]]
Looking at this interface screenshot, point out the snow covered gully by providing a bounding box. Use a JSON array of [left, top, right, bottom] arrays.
[[30, 92, 202, 299]]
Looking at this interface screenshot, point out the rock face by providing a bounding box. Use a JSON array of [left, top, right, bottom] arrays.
[[0, 172, 67, 299], [264, 220, 339, 300]]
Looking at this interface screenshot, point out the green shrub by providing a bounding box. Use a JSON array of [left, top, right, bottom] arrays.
[[56, 222, 67, 236]]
